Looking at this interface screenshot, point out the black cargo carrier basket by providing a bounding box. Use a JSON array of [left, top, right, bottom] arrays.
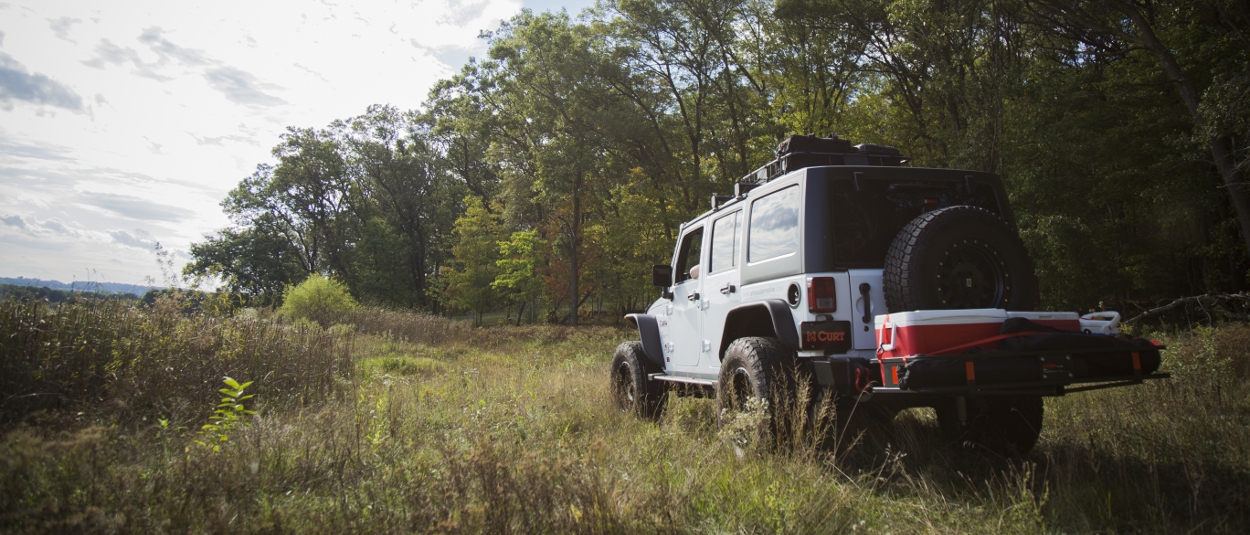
[[872, 344, 1171, 397], [738, 134, 909, 194]]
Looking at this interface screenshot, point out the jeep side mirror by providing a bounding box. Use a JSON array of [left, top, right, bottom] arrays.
[[652, 264, 673, 287]]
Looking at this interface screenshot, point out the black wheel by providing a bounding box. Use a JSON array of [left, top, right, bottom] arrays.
[[609, 341, 666, 419], [844, 401, 898, 424], [935, 395, 1044, 456], [807, 388, 898, 450], [716, 337, 800, 445], [884, 205, 1038, 312]]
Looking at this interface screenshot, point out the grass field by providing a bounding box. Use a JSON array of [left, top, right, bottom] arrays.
[[2, 298, 1248, 533]]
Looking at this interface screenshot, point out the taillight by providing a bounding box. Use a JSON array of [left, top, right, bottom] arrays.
[[807, 277, 836, 313]]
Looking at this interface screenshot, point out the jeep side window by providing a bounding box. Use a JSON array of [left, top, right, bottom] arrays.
[[710, 210, 741, 273], [748, 185, 799, 262], [674, 226, 704, 283]]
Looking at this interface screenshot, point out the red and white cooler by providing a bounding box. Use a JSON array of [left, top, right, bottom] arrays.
[[873, 309, 1092, 389], [875, 309, 1008, 359], [874, 309, 1081, 359]]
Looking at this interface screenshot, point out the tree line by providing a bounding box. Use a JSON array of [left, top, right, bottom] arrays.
[[186, 0, 1250, 324]]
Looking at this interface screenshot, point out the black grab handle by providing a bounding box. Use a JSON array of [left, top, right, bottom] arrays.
[[859, 283, 872, 325]]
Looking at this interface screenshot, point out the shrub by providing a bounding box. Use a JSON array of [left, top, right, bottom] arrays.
[[281, 274, 358, 327]]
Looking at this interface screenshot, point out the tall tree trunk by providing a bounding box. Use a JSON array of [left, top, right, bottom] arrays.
[[413, 226, 427, 308], [569, 171, 582, 327]]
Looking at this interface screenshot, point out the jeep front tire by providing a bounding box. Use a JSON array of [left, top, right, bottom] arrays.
[[610, 341, 666, 419]]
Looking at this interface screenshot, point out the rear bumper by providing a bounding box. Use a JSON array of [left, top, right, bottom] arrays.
[[809, 344, 1169, 399]]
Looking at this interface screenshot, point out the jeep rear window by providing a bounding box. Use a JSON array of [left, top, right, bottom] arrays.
[[805, 176, 1004, 269], [749, 185, 799, 262], [710, 210, 740, 273]]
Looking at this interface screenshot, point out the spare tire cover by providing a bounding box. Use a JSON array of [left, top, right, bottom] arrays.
[[883, 205, 1037, 312]]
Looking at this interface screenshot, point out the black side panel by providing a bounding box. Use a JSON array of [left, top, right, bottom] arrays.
[[804, 175, 834, 274], [625, 314, 665, 368], [763, 300, 801, 350]]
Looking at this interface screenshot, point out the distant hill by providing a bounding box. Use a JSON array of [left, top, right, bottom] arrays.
[[0, 276, 161, 296]]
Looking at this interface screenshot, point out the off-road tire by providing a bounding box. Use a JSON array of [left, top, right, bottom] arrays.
[[884, 205, 1038, 312], [935, 395, 1044, 456], [610, 341, 666, 419], [807, 388, 898, 451], [716, 337, 802, 444]]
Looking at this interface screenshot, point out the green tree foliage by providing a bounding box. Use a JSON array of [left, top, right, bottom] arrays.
[[185, 225, 303, 305], [0, 284, 139, 304], [1029, 0, 1250, 269], [444, 197, 505, 326], [190, 108, 463, 309], [338, 105, 463, 309], [280, 274, 358, 327], [190, 0, 1250, 318], [493, 230, 545, 325]]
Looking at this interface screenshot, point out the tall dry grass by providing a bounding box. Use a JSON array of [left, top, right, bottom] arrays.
[[348, 307, 474, 346], [2, 301, 1248, 533], [0, 296, 353, 427]]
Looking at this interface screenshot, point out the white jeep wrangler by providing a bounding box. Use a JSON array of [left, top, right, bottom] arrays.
[[611, 134, 1166, 454]]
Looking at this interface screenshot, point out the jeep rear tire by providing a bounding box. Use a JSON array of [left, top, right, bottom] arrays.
[[935, 395, 1043, 456], [610, 341, 666, 419], [884, 205, 1038, 312], [716, 337, 803, 446]]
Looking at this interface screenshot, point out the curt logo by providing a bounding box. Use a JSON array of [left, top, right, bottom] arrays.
[[805, 331, 845, 343]]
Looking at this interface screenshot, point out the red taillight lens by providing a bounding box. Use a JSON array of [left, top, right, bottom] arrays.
[[807, 277, 836, 313]]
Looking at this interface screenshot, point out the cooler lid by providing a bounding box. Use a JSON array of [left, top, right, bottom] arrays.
[[873, 308, 1007, 328]]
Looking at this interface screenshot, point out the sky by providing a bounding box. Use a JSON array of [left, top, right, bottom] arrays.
[[0, 0, 596, 288]]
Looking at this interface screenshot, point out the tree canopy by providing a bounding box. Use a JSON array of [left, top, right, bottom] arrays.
[[188, 0, 1250, 320]]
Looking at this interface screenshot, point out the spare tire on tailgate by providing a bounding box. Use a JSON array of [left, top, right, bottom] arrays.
[[884, 205, 1038, 312]]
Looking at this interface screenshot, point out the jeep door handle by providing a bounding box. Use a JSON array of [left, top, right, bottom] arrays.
[[859, 283, 872, 324], [720, 284, 735, 294], [687, 292, 700, 301]]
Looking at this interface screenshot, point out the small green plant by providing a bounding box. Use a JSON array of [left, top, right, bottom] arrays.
[[196, 377, 256, 453]]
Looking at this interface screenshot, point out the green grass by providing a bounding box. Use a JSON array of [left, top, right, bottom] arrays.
[[2, 299, 1248, 533]]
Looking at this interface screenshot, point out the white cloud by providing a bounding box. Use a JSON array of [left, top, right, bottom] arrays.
[[0, 213, 104, 243], [108, 228, 157, 249], [48, 16, 80, 42], [81, 39, 149, 72], [0, 52, 84, 111], [136, 26, 208, 66], [203, 66, 286, 107], [77, 192, 195, 222]]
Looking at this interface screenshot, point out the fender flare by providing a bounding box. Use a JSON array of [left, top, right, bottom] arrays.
[[624, 313, 666, 368], [721, 299, 802, 354]]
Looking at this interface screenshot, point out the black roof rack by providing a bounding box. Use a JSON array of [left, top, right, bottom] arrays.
[[736, 134, 908, 194]]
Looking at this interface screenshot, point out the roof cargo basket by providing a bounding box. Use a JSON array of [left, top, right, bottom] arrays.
[[854, 143, 906, 167], [737, 134, 909, 188], [777, 133, 854, 156]]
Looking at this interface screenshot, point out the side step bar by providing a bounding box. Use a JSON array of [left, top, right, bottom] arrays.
[[649, 373, 716, 386]]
